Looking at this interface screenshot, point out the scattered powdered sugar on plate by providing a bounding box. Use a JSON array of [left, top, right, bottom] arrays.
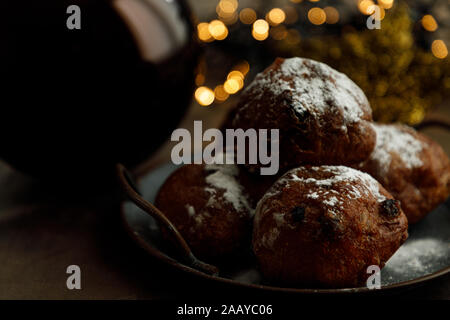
[[204, 164, 253, 215], [233, 269, 261, 284], [369, 124, 423, 176], [384, 238, 450, 278], [242, 57, 370, 127]]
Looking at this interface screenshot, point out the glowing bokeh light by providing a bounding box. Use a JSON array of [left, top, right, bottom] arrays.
[[422, 15, 438, 32], [308, 7, 326, 25], [224, 78, 241, 94], [252, 19, 269, 41], [267, 8, 286, 26], [195, 87, 215, 106], [227, 71, 244, 89], [218, 0, 238, 14], [378, 0, 394, 9], [208, 20, 228, 40], [358, 0, 375, 15], [432, 40, 448, 59], [197, 22, 213, 42], [253, 19, 269, 34]]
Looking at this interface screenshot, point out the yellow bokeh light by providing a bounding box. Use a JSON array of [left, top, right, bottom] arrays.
[[378, 0, 394, 9], [239, 8, 257, 25], [197, 22, 213, 42], [227, 71, 244, 89], [358, 0, 375, 15], [217, 0, 238, 24], [224, 78, 241, 94], [377, 6, 386, 20], [432, 40, 448, 59], [222, 13, 239, 25], [365, 5, 385, 20], [208, 20, 228, 40], [309, 0, 320, 2], [267, 8, 286, 26], [270, 25, 288, 40], [308, 8, 326, 25], [228, 70, 244, 80], [290, 0, 302, 3], [422, 15, 438, 32], [253, 19, 269, 34], [324, 7, 339, 24], [218, 0, 238, 14], [252, 29, 269, 41], [214, 85, 229, 102], [195, 87, 215, 106], [252, 19, 269, 41]]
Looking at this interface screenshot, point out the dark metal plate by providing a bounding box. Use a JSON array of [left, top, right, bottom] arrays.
[[121, 163, 450, 294]]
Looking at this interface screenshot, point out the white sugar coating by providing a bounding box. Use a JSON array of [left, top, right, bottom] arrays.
[[369, 124, 423, 176], [385, 238, 449, 274], [254, 165, 387, 238], [204, 164, 253, 215], [242, 57, 370, 126], [307, 191, 319, 199], [185, 204, 195, 217], [323, 196, 339, 207], [285, 165, 387, 203]]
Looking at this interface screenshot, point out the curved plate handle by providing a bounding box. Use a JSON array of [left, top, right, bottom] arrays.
[[116, 163, 219, 276]]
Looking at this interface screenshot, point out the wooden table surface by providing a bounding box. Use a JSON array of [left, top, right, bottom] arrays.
[[0, 102, 450, 300]]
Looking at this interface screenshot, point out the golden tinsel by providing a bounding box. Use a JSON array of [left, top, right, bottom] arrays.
[[277, 3, 450, 125]]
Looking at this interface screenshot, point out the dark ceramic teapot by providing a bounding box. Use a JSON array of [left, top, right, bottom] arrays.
[[0, 0, 200, 183]]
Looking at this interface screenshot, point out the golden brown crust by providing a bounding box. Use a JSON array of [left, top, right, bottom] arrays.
[[230, 57, 376, 171], [356, 124, 450, 224], [252, 166, 408, 288]]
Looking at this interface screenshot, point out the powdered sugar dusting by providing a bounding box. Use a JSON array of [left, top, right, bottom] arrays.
[[282, 166, 387, 203], [243, 57, 370, 127], [185, 204, 195, 217], [204, 164, 253, 215], [369, 124, 423, 176], [323, 196, 339, 207]]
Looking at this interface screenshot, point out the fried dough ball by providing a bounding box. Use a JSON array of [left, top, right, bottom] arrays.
[[230, 57, 376, 172], [253, 166, 408, 288], [356, 123, 450, 224], [155, 164, 276, 261]]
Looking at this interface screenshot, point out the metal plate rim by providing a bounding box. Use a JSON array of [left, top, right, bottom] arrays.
[[120, 202, 450, 295]]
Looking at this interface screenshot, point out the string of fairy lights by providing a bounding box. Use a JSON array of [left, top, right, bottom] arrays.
[[193, 0, 449, 107]]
